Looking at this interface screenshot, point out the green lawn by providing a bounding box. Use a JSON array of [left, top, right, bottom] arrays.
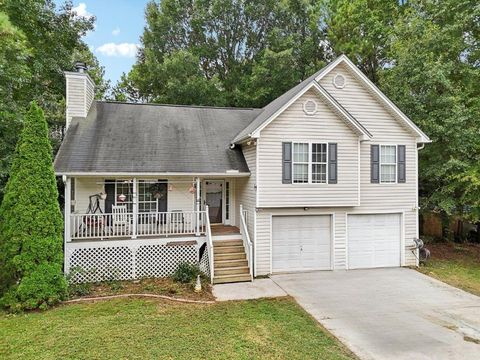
[[418, 243, 480, 296], [0, 297, 355, 360]]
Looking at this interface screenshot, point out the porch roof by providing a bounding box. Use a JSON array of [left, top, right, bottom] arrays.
[[54, 101, 262, 175]]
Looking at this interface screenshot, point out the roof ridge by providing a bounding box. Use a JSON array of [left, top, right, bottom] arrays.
[[97, 100, 261, 111]]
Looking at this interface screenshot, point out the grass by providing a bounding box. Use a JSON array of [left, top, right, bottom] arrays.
[[417, 242, 480, 296], [0, 297, 355, 360]]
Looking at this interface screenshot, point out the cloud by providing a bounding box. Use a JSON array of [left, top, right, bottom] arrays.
[[96, 43, 139, 57], [112, 27, 120, 36], [72, 3, 92, 18]]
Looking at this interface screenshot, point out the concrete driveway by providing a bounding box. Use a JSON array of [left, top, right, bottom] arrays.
[[272, 268, 480, 360]]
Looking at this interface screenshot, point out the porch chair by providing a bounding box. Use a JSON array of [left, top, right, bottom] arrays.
[[112, 205, 131, 236]]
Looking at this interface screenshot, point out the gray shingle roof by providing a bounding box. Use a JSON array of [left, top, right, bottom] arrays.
[[54, 101, 262, 174]]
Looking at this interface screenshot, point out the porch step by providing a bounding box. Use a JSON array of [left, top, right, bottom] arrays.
[[214, 266, 250, 277], [213, 274, 252, 284], [214, 259, 248, 268], [213, 245, 244, 254], [213, 239, 243, 247], [214, 252, 246, 261]]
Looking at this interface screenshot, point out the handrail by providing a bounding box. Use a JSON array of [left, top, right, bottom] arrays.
[[239, 204, 253, 280], [204, 205, 214, 284]]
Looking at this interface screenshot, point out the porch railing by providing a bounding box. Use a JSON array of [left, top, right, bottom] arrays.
[[70, 211, 206, 240], [239, 204, 253, 280]]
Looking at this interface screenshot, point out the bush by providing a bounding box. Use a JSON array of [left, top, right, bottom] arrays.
[[172, 262, 201, 284], [0, 102, 67, 311]]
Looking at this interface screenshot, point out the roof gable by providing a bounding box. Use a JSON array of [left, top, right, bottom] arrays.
[[315, 55, 430, 142], [232, 55, 430, 144], [252, 81, 372, 140]]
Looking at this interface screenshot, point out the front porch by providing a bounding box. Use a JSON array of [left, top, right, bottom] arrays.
[[63, 176, 253, 284], [65, 177, 246, 242]]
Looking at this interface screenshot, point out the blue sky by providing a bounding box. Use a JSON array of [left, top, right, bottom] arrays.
[[60, 1, 150, 85]]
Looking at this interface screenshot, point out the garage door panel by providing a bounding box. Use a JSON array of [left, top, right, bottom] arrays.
[[348, 214, 401, 269], [272, 216, 331, 273]]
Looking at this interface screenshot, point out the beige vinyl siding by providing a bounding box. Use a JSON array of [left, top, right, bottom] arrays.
[[85, 77, 95, 114], [257, 89, 359, 207], [66, 76, 87, 119], [236, 144, 256, 240], [65, 73, 95, 129], [73, 177, 105, 214], [254, 62, 419, 275]]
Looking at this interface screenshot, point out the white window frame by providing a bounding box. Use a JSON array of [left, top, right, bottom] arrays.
[[137, 180, 159, 213], [292, 141, 329, 184], [379, 144, 397, 184]]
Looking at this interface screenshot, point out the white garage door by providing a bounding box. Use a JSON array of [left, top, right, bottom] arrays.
[[347, 213, 401, 269], [272, 216, 331, 273]]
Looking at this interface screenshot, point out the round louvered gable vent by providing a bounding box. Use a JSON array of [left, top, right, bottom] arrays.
[[303, 100, 318, 115], [333, 73, 346, 88]]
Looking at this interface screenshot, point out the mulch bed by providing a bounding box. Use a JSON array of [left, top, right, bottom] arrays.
[[69, 277, 215, 302], [426, 242, 480, 263]]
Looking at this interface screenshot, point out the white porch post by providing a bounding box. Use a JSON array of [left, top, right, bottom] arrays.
[[64, 176, 71, 243], [132, 178, 137, 239], [195, 177, 201, 236], [63, 176, 71, 273]]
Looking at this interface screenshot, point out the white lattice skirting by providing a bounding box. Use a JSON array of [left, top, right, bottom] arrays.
[[66, 238, 208, 283]]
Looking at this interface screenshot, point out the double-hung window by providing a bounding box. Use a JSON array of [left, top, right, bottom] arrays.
[[292, 142, 328, 184], [380, 145, 396, 183], [312, 143, 327, 183], [138, 181, 158, 213], [293, 143, 309, 183]]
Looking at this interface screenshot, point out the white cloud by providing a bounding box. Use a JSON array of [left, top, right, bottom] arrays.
[[72, 3, 92, 18], [112, 27, 121, 36], [96, 43, 139, 57]]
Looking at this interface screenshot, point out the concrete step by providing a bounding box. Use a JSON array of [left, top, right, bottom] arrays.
[[214, 266, 250, 276], [213, 240, 243, 247], [214, 252, 246, 261], [213, 245, 245, 254], [214, 259, 248, 268], [213, 274, 252, 284]]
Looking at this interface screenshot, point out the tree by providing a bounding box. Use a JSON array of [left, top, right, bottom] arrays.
[[0, 102, 67, 311], [325, 0, 401, 83], [380, 0, 480, 226], [0, 11, 30, 204], [0, 0, 108, 201], [116, 0, 329, 107]]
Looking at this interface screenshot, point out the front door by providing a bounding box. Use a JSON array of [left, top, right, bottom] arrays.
[[204, 180, 224, 224]]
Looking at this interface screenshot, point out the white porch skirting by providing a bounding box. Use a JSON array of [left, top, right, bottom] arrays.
[[65, 237, 209, 283]]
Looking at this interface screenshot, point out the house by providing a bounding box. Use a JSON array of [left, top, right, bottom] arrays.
[[54, 55, 430, 284]]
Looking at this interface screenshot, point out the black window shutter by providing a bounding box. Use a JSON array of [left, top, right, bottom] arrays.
[[397, 145, 406, 183], [328, 143, 337, 184], [371, 145, 380, 183], [282, 142, 292, 184]]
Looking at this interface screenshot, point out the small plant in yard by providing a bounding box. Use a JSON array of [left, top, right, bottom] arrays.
[[0, 102, 67, 311], [107, 280, 123, 292], [68, 282, 92, 298], [172, 262, 201, 284]]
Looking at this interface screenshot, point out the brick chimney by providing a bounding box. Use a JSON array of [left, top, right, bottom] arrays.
[[64, 61, 95, 129]]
